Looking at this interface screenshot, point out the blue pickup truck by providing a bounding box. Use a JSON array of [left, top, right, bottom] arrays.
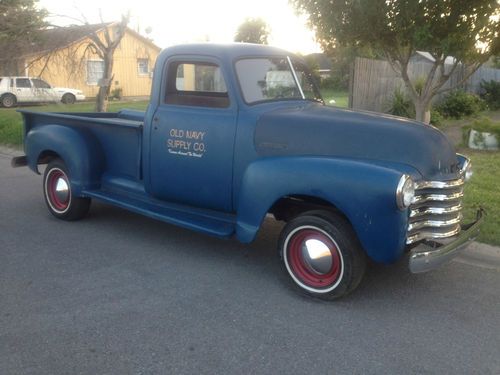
[[12, 44, 482, 299]]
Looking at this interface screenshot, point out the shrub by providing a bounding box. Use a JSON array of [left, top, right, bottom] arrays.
[[320, 74, 349, 90], [430, 108, 444, 127], [386, 87, 414, 118], [110, 87, 123, 100], [479, 80, 500, 110], [436, 90, 487, 119]]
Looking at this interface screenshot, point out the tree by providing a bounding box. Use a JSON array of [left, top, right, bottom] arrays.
[[234, 18, 270, 44], [85, 14, 129, 112], [292, 0, 500, 123], [0, 0, 47, 73]]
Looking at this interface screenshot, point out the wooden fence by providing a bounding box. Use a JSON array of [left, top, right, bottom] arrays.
[[349, 57, 500, 113]]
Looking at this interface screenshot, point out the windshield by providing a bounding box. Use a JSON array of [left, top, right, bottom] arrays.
[[235, 57, 323, 104]]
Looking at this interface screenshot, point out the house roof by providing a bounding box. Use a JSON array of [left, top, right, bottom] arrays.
[[305, 53, 333, 70], [2, 23, 161, 59], [414, 51, 457, 65]]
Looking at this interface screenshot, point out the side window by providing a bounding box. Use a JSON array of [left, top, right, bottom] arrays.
[[165, 62, 229, 108], [16, 78, 31, 88], [32, 79, 51, 89]]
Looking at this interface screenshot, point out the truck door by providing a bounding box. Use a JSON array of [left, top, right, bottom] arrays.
[[149, 59, 237, 212]]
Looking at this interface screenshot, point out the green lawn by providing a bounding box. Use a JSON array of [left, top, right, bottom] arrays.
[[461, 149, 500, 246], [0, 101, 149, 147], [320, 89, 349, 108]]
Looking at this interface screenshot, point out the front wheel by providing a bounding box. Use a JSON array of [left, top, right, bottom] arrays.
[[43, 159, 91, 220], [279, 211, 367, 300]]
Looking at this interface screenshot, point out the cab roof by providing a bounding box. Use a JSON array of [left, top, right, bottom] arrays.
[[159, 43, 301, 61]]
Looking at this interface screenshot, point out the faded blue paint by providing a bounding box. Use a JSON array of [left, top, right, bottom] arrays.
[[18, 43, 463, 265]]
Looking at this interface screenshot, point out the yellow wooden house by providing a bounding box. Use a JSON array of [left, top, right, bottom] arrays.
[[17, 23, 161, 99]]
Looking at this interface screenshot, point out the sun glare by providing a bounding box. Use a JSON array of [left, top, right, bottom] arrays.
[[41, 0, 322, 54]]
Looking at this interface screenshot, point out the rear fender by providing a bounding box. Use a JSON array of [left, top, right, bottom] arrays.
[[236, 157, 410, 263], [25, 124, 104, 195]]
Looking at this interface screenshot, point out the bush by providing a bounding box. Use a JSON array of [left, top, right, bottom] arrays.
[[320, 74, 349, 90], [430, 108, 444, 127], [436, 90, 487, 119], [110, 87, 123, 100], [479, 80, 500, 110], [386, 87, 414, 118]]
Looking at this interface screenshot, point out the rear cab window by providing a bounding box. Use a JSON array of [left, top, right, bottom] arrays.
[[165, 62, 229, 108]]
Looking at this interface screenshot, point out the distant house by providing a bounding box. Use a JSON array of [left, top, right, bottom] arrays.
[[305, 53, 333, 78], [411, 51, 457, 65], [0, 23, 161, 99]]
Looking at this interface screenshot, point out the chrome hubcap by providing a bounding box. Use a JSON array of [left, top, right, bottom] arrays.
[[54, 177, 69, 203], [300, 239, 333, 275]]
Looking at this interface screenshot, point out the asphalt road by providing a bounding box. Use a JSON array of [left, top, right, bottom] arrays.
[[1, 152, 499, 375]]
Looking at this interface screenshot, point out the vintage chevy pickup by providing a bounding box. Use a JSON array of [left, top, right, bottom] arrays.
[[12, 44, 482, 299]]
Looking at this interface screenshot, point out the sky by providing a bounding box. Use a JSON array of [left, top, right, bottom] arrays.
[[39, 0, 322, 54]]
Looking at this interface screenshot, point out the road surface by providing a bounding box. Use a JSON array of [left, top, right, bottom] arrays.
[[1, 151, 499, 375]]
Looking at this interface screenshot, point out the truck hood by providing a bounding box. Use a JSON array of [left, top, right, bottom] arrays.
[[254, 103, 459, 180]]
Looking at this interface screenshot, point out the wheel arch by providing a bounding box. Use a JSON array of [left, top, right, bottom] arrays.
[[235, 156, 410, 263], [26, 124, 104, 194]]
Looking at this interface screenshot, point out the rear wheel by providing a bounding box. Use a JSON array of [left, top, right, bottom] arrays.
[[61, 93, 76, 104], [43, 159, 90, 220], [279, 210, 367, 300], [1, 94, 17, 108]]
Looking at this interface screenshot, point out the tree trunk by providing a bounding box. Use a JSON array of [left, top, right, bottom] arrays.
[[414, 100, 431, 124], [95, 52, 114, 112]]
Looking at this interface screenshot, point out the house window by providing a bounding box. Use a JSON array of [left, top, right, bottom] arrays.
[[137, 59, 149, 75], [87, 60, 105, 85]]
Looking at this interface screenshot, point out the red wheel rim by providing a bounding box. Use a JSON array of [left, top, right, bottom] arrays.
[[286, 228, 342, 289], [46, 169, 70, 211]]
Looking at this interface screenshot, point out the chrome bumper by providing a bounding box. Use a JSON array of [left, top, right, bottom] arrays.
[[409, 209, 484, 273]]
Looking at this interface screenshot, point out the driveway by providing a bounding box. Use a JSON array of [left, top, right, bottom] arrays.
[[1, 151, 499, 375]]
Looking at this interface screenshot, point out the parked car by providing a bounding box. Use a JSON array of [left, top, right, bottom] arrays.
[[12, 44, 482, 300], [0, 77, 85, 108]]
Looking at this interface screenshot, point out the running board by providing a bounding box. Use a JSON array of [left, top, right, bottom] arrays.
[[81, 189, 236, 238]]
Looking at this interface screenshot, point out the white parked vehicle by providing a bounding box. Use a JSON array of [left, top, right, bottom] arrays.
[[0, 77, 85, 108]]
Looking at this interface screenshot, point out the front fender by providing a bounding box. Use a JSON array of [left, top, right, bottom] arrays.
[[236, 157, 411, 263], [25, 124, 104, 195]]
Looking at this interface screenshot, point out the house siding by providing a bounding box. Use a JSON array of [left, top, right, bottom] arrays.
[[25, 27, 161, 99]]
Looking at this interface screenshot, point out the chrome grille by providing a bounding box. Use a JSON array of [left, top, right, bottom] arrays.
[[406, 177, 465, 244]]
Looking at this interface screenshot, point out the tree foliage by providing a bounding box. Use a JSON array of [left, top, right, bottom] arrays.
[[292, 0, 500, 123], [234, 18, 270, 44], [0, 0, 47, 66]]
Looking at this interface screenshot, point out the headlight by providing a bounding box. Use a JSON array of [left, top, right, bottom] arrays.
[[462, 158, 473, 181], [396, 175, 415, 210]]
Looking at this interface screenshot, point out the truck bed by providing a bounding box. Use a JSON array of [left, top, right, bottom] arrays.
[[20, 109, 146, 182]]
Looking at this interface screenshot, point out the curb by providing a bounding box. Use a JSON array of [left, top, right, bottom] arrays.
[[454, 242, 500, 270], [0, 145, 22, 158]]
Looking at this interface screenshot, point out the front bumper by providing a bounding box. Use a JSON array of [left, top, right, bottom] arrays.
[[409, 209, 484, 273]]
